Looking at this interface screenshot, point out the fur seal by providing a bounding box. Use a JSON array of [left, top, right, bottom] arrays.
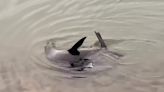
[[44, 32, 117, 71]]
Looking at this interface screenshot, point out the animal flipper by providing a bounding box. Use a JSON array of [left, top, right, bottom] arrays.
[[68, 37, 86, 55], [95, 31, 107, 48]]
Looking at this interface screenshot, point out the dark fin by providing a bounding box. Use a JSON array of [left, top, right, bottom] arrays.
[[95, 31, 107, 48], [68, 37, 86, 55]]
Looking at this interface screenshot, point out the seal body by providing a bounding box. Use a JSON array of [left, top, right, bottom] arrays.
[[45, 42, 99, 65], [44, 31, 113, 71]]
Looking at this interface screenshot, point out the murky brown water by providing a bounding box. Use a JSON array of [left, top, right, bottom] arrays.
[[0, 0, 164, 92]]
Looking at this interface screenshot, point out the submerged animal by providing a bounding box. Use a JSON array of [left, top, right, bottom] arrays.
[[44, 32, 121, 71]]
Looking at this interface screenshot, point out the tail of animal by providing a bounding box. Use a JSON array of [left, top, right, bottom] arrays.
[[95, 31, 107, 48]]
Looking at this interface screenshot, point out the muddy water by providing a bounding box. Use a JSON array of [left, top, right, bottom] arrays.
[[0, 0, 164, 92]]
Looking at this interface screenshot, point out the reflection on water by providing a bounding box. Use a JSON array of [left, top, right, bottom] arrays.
[[0, 0, 164, 92]]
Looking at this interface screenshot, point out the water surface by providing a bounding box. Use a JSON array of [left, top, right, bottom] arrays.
[[0, 0, 164, 92]]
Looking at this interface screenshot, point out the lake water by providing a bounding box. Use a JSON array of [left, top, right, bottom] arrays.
[[0, 0, 164, 92]]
